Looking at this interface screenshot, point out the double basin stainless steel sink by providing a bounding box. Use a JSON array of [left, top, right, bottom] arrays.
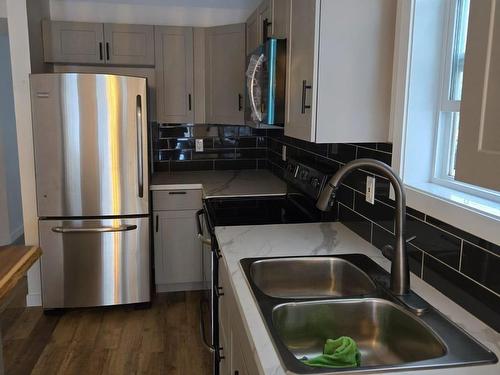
[[240, 255, 497, 374]]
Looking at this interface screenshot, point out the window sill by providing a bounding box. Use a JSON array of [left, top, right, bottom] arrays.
[[404, 181, 500, 245]]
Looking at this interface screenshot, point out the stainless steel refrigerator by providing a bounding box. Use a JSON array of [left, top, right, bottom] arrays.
[[30, 73, 150, 309]]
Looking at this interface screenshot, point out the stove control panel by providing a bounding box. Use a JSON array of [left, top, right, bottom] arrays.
[[283, 159, 329, 199]]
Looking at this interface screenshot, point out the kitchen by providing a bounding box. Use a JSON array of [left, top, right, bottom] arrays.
[[0, 0, 499, 374]]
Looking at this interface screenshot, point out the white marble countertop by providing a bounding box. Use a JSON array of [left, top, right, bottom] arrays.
[[150, 170, 287, 198], [215, 222, 500, 375]]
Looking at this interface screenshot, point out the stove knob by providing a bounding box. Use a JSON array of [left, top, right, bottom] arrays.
[[310, 177, 320, 188]]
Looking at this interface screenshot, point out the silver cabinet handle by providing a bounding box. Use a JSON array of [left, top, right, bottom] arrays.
[[51, 225, 137, 233], [301, 80, 312, 114], [136, 95, 144, 198]]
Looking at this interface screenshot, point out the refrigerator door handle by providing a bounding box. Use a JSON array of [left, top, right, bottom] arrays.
[[136, 95, 144, 198], [51, 225, 138, 233]]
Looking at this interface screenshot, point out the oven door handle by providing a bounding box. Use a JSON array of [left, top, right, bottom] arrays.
[[196, 209, 212, 246], [199, 298, 216, 353]]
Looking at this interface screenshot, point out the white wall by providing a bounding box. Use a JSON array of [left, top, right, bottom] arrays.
[[0, 30, 23, 245], [6, 0, 42, 306], [0, 0, 6, 17], [49, 0, 259, 26]]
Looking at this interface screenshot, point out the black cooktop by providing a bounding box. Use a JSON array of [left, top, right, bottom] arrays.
[[204, 194, 321, 228]]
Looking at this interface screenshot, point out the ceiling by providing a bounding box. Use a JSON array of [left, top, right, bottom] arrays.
[[50, 0, 261, 10]]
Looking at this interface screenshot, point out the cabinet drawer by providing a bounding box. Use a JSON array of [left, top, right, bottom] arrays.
[[153, 190, 202, 211]]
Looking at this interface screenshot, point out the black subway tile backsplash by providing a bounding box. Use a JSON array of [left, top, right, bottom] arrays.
[[461, 242, 500, 294], [406, 206, 426, 220], [376, 143, 393, 153], [191, 150, 236, 160], [153, 124, 267, 172], [158, 149, 192, 161], [354, 191, 395, 233], [356, 146, 392, 166], [426, 215, 500, 257], [152, 124, 500, 332], [338, 203, 372, 243], [406, 216, 462, 270], [423, 256, 500, 332], [328, 144, 357, 164], [336, 185, 355, 208]]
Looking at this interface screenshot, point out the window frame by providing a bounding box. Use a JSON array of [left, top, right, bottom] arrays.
[[431, 0, 500, 204], [390, 0, 500, 245]]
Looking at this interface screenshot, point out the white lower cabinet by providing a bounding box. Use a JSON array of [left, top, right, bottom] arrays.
[[231, 334, 249, 375], [153, 190, 208, 292], [219, 258, 260, 375]]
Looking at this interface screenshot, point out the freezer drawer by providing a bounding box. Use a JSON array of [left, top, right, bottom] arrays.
[[39, 217, 150, 309]]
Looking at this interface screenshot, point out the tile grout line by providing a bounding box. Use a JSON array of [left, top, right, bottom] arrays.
[[459, 240, 464, 272], [420, 253, 425, 279], [346, 143, 393, 155], [410, 242, 500, 299]]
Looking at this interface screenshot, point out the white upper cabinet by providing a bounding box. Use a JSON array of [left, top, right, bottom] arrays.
[[42, 20, 105, 64], [246, 0, 289, 54], [103, 23, 155, 66], [286, 0, 317, 141], [42, 20, 154, 66], [246, 8, 261, 54], [155, 26, 194, 124], [205, 23, 246, 125], [285, 0, 397, 143], [455, 0, 500, 192]]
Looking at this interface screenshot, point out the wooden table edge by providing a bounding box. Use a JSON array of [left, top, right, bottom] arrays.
[[0, 246, 42, 302]]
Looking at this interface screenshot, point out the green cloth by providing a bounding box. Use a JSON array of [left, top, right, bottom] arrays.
[[301, 337, 361, 369]]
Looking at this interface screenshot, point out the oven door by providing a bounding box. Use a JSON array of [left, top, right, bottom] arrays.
[[196, 208, 221, 375]]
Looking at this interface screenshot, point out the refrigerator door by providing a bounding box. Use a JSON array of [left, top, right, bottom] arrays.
[[39, 217, 150, 309], [30, 73, 149, 217]]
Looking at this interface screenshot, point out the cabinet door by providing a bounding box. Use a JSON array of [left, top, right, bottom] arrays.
[[206, 24, 246, 125], [42, 20, 105, 64], [271, 0, 290, 39], [103, 24, 154, 66], [259, 0, 272, 42], [231, 334, 249, 375], [246, 8, 261, 54], [219, 328, 231, 375], [285, 0, 317, 142], [153, 209, 202, 290], [155, 26, 194, 124]]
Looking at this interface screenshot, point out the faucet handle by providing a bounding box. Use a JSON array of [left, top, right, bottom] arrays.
[[406, 235, 417, 244], [382, 236, 416, 261]]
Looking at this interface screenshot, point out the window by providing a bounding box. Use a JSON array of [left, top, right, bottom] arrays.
[[391, 0, 500, 245], [433, 0, 500, 203]]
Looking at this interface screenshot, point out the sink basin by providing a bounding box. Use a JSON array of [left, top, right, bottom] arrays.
[[273, 298, 446, 367], [249, 257, 376, 298], [241, 255, 497, 373]]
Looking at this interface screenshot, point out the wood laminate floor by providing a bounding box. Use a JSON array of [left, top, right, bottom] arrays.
[[0, 292, 212, 375]]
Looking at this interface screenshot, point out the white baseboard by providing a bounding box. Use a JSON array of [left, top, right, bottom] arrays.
[[26, 292, 42, 307]]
